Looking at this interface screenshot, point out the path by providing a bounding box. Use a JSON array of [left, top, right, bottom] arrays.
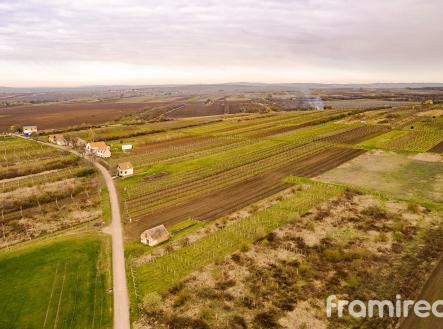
[[19, 136, 130, 329]]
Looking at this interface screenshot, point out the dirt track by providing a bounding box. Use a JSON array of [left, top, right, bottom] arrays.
[[400, 257, 443, 329], [429, 141, 443, 153], [125, 147, 365, 239]]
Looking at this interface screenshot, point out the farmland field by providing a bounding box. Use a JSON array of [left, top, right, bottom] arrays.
[[102, 108, 393, 238], [3, 98, 443, 329], [317, 150, 443, 207], [0, 136, 104, 247], [0, 234, 112, 329], [0, 101, 151, 131]]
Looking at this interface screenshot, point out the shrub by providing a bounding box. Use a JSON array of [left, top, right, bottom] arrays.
[[393, 231, 405, 242], [253, 311, 279, 328], [240, 242, 251, 253], [75, 168, 95, 177], [230, 315, 247, 329], [142, 292, 162, 314], [376, 232, 388, 242], [407, 202, 420, 213], [215, 279, 236, 290], [323, 248, 344, 262], [173, 288, 192, 308], [361, 206, 388, 220], [167, 316, 210, 329]]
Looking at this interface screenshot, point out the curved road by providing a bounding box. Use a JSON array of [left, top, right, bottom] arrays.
[[21, 136, 131, 329]]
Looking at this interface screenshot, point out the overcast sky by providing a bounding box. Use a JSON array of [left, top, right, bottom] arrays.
[[1, 0, 442, 87]]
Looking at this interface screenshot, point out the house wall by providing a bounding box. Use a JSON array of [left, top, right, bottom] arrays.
[[118, 168, 134, 177]]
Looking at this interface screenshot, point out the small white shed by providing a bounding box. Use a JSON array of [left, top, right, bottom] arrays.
[[122, 144, 133, 151], [140, 225, 170, 246], [116, 162, 134, 177]]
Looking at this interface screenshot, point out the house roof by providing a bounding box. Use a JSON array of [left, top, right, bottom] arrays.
[[88, 141, 107, 149], [51, 134, 65, 140], [23, 126, 37, 129], [117, 162, 133, 170], [141, 225, 169, 241]]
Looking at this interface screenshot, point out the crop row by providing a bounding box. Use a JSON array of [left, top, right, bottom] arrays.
[[0, 166, 85, 193], [125, 143, 329, 219], [123, 139, 303, 198], [134, 177, 344, 295]]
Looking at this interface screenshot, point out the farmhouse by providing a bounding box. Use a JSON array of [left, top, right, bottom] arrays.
[[85, 141, 111, 157], [23, 126, 37, 136], [68, 137, 87, 148], [96, 147, 112, 158], [116, 162, 134, 177], [140, 225, 170, 246], [48, 134, 67, 146]]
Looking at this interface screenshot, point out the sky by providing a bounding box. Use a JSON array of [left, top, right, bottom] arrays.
[[0, 0, 442, 87]]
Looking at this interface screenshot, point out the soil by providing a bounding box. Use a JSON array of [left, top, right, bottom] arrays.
[[429, 141, 443, 153], [0, 101, 151, 131], [124, 147, 365, 240], [320, 125, 390, 144]]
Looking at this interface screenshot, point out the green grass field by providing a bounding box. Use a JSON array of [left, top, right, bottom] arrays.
[[318, 151, 443, 208], [0, 234, 112, 329]]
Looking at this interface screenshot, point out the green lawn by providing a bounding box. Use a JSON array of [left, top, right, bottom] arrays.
[[318, 150, 443, 208], [0, 234, 112, 329]]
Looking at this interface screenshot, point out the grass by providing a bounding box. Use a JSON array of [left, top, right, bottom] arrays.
[[0, 233, 112, 329], [358, 129, 443, 152], [100, 184, 111, 224], [318, 151, 443, 208], [134, 178, 344, 296]]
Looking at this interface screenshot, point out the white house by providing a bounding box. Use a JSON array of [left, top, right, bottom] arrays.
[[116, 162, 134, 177], [86, 141, 107, 153], [85, 141, 111, 158], [96, 147, 112, 158], [140, 225, 170, 246], [23, 126, 37, 136], [122, 144, 133, 151]]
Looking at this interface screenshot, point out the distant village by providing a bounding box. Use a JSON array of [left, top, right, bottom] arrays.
[[21, 125, 135, 179], [45, 130, 169, 246]]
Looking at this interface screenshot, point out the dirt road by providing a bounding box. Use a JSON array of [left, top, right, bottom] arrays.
[[94, 160, 131, 329], [400, 257, 443, 329], [20, 136, 130, 329]]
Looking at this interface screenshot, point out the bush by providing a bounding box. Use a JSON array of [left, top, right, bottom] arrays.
[[253, 311, 279, 328], [167, 316, 210, 329], [361, 205, 388, 220], [173, 288, 192, 307], [75, 168, 95, 177], [240, 242, 251, 252], [142, 292, 162, 314], [323, 248, 344, 262], [229, 315, 248, 329]]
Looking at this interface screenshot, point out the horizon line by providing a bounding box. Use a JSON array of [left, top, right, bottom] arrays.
[[2, 81, 443, 90]]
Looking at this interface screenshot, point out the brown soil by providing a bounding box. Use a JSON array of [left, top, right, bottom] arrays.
[[251, 120, 319, 137], [0, 101, 152, 131], [320, 125, 390, 144], [124, 147, 365, 239], [429, 141, 443, 153], [400, 257, 443, 329], [134, 135, 212, 153]]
